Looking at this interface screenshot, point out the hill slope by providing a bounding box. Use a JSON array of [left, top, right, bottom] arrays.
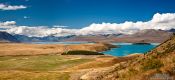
[[81, 33, 175, 80]]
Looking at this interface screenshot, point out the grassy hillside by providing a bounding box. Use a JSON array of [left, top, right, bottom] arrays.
[[0, 54, 120, 80], [84, 34, 175, 80], [0, 55, 92, 71], [0, 55, 93, 80]]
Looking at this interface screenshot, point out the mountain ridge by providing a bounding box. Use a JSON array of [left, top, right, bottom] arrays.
[[0, 31, 19, 43], [1, 29, 173, 43], [66, 29, 173, 43]]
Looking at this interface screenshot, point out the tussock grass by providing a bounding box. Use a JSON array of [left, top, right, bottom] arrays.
[[0, 71, 70, 80], [0, 55, 95, 80]]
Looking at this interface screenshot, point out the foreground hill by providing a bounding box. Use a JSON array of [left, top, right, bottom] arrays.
[[81, 33, 175, 80], [0, 31, 19, 43]]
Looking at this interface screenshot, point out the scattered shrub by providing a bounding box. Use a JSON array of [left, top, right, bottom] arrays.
[[172, 58, 175, 63], [128, 68, 138, 76], [142, 59, 164, 71], [61, 50, 104, 55]]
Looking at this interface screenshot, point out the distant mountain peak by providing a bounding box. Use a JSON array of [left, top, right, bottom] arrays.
[[0, 31, 19, 42]]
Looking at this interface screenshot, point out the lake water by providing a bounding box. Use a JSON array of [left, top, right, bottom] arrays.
[[103, 43, 158, 56], [31, 42, 159, 56]]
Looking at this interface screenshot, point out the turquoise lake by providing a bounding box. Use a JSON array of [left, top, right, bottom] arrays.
[[103, 43, 158, 56], [31, 42, 159, 56]]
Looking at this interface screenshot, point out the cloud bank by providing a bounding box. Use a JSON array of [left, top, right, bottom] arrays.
[[1, 13, 175, 37], [78, 13, 175, 35], [7, 26, 78, 37], [0, 3, 27, 10], [0, 21, 16, 28]]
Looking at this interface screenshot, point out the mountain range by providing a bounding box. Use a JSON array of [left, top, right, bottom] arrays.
[[13, 34, 75, 42], [66, 29, 174, 43], [0, 29, 174, 43], [0, 31, 19, 43]]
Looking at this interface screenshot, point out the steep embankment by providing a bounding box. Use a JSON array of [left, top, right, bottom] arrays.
[[80, 33, 175, 80]]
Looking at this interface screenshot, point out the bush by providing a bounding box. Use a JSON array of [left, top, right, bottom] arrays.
[[127, 68, 138, 76], [142, 59, 164, 71], [61, 50, 104, 55], [173, 58, 175, 63]]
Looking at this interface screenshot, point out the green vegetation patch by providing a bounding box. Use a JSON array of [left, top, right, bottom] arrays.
[[62, 50, 104, 55], [0, 55, 93, 71]]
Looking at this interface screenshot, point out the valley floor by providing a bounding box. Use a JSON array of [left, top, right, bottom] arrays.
[[0, 54, 140, 80], [0, 43, 140, 80], [0, 43, 113, 56]]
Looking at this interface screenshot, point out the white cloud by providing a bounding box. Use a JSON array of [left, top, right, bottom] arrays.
[[0, 21, 16, 28], [0, 3, 27, 10], [6, 26, 78, 37], [1, 13, 175, 37], [78, 13, 175, 35], [24, 16, 30, 19], [151, 13, 175, 23], [53, 25, 68, 28]]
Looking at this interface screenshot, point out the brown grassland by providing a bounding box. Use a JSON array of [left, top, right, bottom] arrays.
[[0, 43, 137, 80]]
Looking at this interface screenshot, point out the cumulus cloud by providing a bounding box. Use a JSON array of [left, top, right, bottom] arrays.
[[0, 21, 16, 28], [0, 3, 27, 10], [6, 26, 78, 37], [78, 13, 175, 35], [1, 13, 175, 37]]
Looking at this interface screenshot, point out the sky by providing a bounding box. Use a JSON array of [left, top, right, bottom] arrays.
[[0, 0, 175, 37], [0, 0, 175, 28]]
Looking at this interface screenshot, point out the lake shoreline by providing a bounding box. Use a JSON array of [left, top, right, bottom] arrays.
[[0, 42, 158, 57]]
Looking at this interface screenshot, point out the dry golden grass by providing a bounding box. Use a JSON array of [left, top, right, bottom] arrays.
[[0, 43, 134, 80], [65, 56, 118, 71], [0, 54, 121, 80], [0, 43, 110, 56], [0, 71, 70, 80], [65, 54, 141, 72]]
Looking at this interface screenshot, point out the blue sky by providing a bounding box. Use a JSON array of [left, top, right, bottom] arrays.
[[0, 0, 175, 29]]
